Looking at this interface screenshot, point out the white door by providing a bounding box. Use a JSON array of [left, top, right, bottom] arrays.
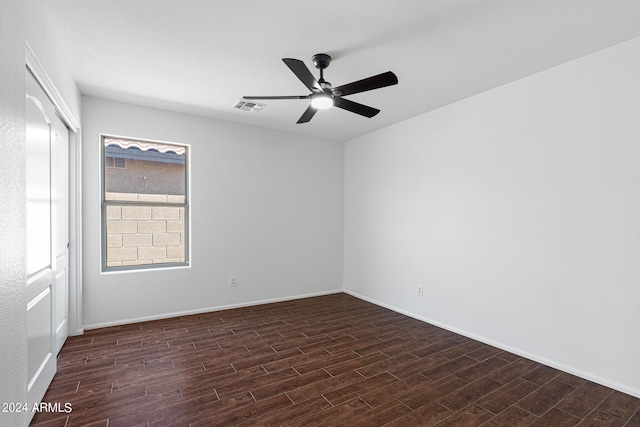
[[26, 68, 70, 412], [53, 112, 70, 354]]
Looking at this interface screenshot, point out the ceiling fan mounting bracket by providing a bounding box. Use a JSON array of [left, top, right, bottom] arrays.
[[312, 53, 332, 70]]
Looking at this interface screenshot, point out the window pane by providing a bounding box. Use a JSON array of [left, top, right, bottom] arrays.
[[106, 204, 185, 268], [104, 137, 186, 203], [102, 135, 189, 271]]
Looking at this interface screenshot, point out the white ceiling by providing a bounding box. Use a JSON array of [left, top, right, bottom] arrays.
[[38, 0, 640, 141]]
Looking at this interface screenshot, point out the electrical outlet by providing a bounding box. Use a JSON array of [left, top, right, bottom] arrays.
[[417, 285, 424, 297], [229, 276, 237, 287]]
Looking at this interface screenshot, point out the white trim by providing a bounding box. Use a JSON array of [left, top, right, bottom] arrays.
[[69, 131, 83, 335], [83, 289, 342, 330], [26, 287, 51, 311], [343, 289, 640, 399], [26, 42, 83, 336], [25, 94, 52, 124], [25, 41, 79, 132]]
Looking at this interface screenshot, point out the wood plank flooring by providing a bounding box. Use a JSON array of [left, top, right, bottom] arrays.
[[31, 293, 640, 426]]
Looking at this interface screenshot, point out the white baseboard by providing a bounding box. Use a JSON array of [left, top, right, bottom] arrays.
[[82, 289, 343, 331], [343, 289, 640, 399]]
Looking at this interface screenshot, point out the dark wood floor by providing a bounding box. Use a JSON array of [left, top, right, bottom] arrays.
[[31, 293, 639, 426]]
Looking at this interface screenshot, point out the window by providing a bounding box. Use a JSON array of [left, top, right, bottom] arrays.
[[102, 135, 189, 271]]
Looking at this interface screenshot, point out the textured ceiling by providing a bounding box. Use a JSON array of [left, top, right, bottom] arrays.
[[38, 0, 640, 141]]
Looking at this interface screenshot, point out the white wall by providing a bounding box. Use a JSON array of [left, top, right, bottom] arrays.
[[82, 97, 344, 328], [0, 2, 29, 425], [344, 36, 640, 397], [24, 0, 81, 121]]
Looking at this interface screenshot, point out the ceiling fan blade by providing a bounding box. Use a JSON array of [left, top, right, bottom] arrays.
[[283, 58, 323, 93], [334, 97, 380, 118], [243, 95, 309, 100], [296, 105, 318, 124], [333, 71, 398, 97]]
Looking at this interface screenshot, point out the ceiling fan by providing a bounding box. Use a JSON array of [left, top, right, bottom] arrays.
[[243, 53, 398, 124]]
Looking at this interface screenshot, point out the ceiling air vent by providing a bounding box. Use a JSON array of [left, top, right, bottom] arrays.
[[232, 99, 265, 113]]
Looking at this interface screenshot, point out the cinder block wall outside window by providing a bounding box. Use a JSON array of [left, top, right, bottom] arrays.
[[105, 192, 185, 267]]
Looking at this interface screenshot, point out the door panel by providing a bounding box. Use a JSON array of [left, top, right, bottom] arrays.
[[27, 283, 55, 400], [25, 93, 52, 277], [27, 288, 52, 380]]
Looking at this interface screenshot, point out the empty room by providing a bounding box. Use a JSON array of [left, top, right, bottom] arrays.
[[2, 1, 640, 426]]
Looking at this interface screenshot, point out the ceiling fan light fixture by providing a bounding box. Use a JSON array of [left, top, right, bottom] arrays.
[[310, 92, 334, 110]]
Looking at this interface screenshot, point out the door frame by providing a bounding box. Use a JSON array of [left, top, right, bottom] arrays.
[[26, 41, 84, 336]]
